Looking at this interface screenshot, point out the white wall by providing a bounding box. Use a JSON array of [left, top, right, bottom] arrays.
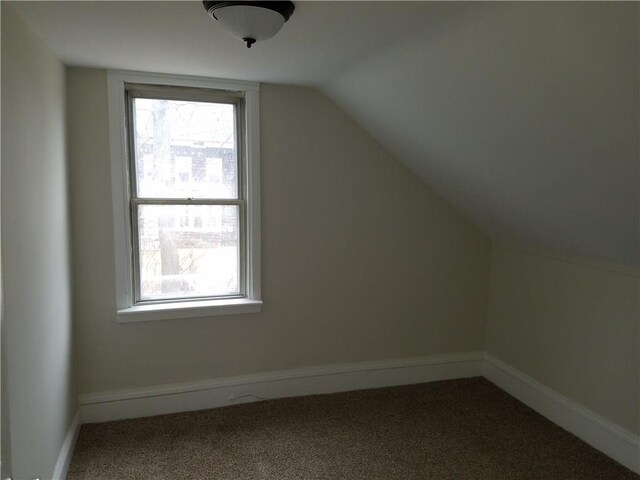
[[1, 5, 76, 478], [486, 245, 639, 434], [67, 68, 490, 397]]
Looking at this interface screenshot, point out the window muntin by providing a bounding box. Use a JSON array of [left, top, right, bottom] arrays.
[[126, 85, 246, 304]]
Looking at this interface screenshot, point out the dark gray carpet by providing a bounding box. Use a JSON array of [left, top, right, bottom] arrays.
[[68, 377, 638, 479]]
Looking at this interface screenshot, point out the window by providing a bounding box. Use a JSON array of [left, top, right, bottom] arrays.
[[108, 71, 261, 322]]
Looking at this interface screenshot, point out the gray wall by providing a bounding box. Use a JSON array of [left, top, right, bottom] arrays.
[[67, 68, 491, 396], [486, 245, 639, 434], [1, 5, 76, 479]]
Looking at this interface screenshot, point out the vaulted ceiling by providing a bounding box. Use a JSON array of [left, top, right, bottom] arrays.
[[11, 1, 639, 267]]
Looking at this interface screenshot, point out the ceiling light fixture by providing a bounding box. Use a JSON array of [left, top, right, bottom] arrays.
[[203, 1, 295, 48]]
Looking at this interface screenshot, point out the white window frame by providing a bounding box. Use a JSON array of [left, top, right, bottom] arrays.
[[107, 70, 261, 322]]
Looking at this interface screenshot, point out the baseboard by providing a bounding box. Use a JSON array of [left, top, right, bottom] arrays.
[[77, 352, 638, 475], [484, 354, 640, 474], [79, 351, 484, 423], [52, 411, 81, 480]]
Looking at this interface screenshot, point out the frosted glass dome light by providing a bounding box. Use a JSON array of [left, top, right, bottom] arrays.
[[203, 1, 295, 48]]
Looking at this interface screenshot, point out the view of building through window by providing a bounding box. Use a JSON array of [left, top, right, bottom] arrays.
[[131, 96, 241, 301]]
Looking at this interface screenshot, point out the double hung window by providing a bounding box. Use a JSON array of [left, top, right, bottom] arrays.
[[108, 72, 261, 321]]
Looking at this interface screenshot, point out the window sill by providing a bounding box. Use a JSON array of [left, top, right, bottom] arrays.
[[116, 298, 263, 323]]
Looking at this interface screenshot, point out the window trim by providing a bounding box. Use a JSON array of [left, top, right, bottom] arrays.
[[107, 70, 261, 322]]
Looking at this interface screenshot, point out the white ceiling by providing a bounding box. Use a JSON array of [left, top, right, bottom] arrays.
[[11, 1, 639, 267], [9, 1, 477, 84]]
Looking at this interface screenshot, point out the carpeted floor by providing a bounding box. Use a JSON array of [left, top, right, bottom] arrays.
[[68, 378, 638, 479]]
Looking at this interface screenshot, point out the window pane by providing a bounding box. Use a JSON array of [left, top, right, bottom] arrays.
[[132, 98, 238, 199], [137, 204, 240, 300]]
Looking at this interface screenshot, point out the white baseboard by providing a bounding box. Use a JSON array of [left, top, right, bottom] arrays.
[[52, 411, 81, 480], [484, 354, 640, 474], [76, 352, 638, 475], [79, 351, 484, 423]]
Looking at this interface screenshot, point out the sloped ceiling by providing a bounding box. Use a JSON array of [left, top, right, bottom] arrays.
[[10, 1, 639, 266], [322, 2, 639, 267]]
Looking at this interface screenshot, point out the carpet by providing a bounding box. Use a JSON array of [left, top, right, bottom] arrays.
[[68, 377, 638, 479]]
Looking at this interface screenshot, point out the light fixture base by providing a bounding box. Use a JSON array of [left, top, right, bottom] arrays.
[[203, 1, 295, 22]]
